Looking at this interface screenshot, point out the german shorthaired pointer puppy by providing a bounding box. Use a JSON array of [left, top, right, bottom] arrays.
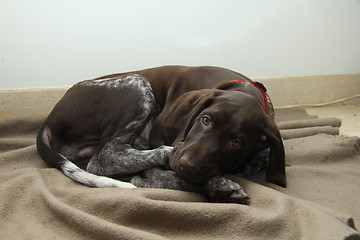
[[37, 66, 286, 204]]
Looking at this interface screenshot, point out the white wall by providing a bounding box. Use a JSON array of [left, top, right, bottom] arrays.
[[1, 0, 359, 89]]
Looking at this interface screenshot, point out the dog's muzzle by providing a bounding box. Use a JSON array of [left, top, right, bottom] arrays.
[[169, 142, 220, 183]]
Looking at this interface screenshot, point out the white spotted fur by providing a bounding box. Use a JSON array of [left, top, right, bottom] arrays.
[[60, 155, 136, 188]]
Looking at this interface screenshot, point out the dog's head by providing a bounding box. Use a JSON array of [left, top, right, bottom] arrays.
[[164, 89, 286, 187]]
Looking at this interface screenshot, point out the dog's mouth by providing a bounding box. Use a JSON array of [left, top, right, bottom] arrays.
[[169, 143, 220, 183], [170, 162, 209, 183]]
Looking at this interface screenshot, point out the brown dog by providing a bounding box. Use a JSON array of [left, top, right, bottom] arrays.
[[37, 65, 286, 204]]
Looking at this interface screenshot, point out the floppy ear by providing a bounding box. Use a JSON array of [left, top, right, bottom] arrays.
[[263, 115, 287, 187], [162, 89, 219, 144], [181, 94, 215, 140]]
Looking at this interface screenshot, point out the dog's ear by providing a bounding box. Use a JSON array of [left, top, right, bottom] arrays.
[[181, 94, 215, 140], [263, 115, 287, 187], [163, 90, 219, 143]]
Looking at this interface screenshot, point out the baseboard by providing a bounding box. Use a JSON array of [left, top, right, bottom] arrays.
[[1, 73, 359, 118], [255, 73, 360, 107], [0, 88, 67, 118]]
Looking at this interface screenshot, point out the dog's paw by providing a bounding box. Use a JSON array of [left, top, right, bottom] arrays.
[[130, 175, 148, 188], [205, 176, 250, 204], [157, 145, 174, 166]]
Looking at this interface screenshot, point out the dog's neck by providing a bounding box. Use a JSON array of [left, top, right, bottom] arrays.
[[228, 79, 268, 114]]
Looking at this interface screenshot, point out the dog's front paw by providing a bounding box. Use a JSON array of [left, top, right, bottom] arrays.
[[205, 176, 250, 204], [157, 145, 174, 166]]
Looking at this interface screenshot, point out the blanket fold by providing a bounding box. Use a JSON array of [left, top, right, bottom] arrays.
[[280, 125, 340, 139], [1, 109, 359, 240], [277, 117, 342, 139], [277, 117, 342, 129]]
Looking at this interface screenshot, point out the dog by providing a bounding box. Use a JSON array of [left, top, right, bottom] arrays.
[[37, 65, 286, 204]]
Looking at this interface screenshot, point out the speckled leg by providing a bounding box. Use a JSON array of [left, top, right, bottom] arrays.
[[131, 168, 250, 204], [87, 144, 173, 176]]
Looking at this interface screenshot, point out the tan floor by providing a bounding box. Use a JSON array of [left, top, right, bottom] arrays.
[[305, 103, 360, 137]]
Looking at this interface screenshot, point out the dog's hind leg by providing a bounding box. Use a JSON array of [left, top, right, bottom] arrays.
[[38, 74, 171, 188], [85, 74, 174, 176]]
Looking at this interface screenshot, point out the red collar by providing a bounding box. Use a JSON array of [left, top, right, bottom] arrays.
[[228, 79, 268, 114]]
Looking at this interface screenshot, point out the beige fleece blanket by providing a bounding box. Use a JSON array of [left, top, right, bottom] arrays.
[[0, 108, 359, 240]]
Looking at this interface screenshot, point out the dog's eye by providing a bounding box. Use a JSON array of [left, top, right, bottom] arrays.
[[201, 116, 211, 126], [230, 140, 241, 148]]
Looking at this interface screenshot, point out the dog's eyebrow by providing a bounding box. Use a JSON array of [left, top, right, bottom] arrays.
[[201, 109, 224, 122], [226, 129, 249, 144], [201, 109, 218, 116], [230, 133, 248, 141]]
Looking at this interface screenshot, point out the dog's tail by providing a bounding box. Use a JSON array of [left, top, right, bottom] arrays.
[[36, 125, 136, 189]]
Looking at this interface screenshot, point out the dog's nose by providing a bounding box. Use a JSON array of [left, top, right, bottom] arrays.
[[178, 156, 199, 177]]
